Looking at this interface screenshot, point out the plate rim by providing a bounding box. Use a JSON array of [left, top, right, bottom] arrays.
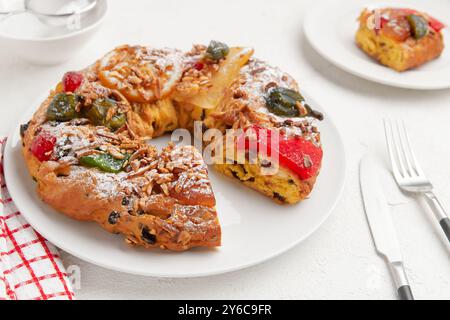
[[303, 0, 450, 90], [3, 92, 347, 278]]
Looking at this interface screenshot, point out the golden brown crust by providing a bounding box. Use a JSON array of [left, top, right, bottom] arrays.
[[356, 8, 445, 71]]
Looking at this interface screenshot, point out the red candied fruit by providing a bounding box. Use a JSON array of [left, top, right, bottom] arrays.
[[30, 131, 56, 162], [428, 16, 446, 32], [237, 125, 323, 180], [278, 135, 323, 180], [193, 62, 204, 71], [62, 71, 83, 92]]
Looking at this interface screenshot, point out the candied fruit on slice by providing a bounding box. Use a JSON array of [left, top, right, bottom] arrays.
[[62, 71, 83, 93], [30, 131, 56, 162]]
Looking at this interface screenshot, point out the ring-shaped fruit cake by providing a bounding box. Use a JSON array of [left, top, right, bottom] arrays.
[[21, 41, 324, 251]]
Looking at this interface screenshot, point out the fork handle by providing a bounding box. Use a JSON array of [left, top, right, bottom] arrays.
[[440, 218, 450, 242], [424, 192, 450, 243]]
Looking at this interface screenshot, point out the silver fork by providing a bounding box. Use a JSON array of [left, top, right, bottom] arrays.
[[384, 119, 450, 243]]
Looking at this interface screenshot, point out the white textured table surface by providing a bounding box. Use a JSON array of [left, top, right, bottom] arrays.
[[0, 0, 449, 300]]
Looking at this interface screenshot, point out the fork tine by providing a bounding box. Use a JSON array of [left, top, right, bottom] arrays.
[[384, 119, 404, 180], [400, 121, 425, 176], [395, 120, 414, 177], [390, 120, 409, 178]]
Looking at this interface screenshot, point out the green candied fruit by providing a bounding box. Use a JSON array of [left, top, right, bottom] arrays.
[[87, 98, 126, 130], [205, 40, 230, 61], [407, 14, 429, 40], [86, 98, 113, 126], [46, 93, 81, 122], [79, 153, 129, 173], [108, 113, 126, 131], [265, 87, 303, 117]]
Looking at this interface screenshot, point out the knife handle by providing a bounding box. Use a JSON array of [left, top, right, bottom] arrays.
[[424, 192, 450, 243], [398, 285, 414, 300], [389, 261, 414, 300]]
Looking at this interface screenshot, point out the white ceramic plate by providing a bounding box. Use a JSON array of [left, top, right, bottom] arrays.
[[304, 0, 450, 90], [3, 93, 346, 278]]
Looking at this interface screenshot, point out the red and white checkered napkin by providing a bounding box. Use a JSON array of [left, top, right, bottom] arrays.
[[0, 138, 75, 300]]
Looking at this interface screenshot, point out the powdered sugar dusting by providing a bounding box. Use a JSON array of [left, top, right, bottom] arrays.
[[236, 59, 321, 142]]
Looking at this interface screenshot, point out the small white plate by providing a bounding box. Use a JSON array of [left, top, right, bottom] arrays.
[[3, 93, 346, 278], [304, 0, 450, 90], [0, 0, 107, 65]]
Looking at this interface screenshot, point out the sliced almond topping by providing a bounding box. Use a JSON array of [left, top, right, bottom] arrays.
[[145, 182, 154, 195], [76, 149, 102, 157], [128, 164, 152, 179], [95, 130, 120, 142], [296, 101, 308, 116], [125, 122, 137, 140], [160, 183, 169, 196], [177, 231, 191, 245], [120, 142, 139, 149], [137, 198, 144, 211], [129, 148, 146, 162], [131, 159, 141, 172], [73, 142, 101, 152], [108, 146, 125, 159]]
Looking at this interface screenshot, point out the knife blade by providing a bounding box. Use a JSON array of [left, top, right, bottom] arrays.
[[359, 156, 414, 300]]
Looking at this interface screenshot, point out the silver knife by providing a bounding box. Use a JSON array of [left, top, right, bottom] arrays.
[[359, 156, 414, 300]]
